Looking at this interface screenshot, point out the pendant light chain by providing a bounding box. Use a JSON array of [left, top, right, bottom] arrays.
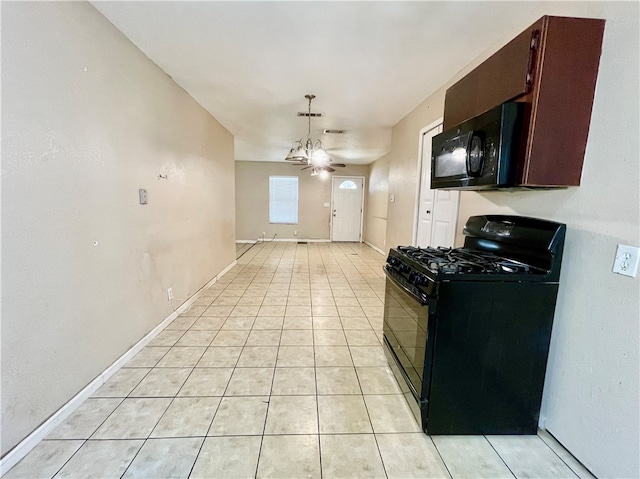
[[307, 95, 312, 141], [284, 93, 336, 174]]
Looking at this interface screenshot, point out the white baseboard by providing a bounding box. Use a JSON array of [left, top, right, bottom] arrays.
[[235, 240, 257, 244], [0, 259, 237, 475], [537, 428, 595, 478], [539, 414, 547, 429], [213, 260, 237, 280], [364, 241, 386, 256], [240, 238, 331, 243], [271, 238, 330, 243]]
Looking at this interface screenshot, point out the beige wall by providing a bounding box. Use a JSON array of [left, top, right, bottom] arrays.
[[1, 2, 236, 456], [386, 93, 446, 251], [382, 3, 639, 477], [364, 154, 390, 253], [235, 161, 369, 241]]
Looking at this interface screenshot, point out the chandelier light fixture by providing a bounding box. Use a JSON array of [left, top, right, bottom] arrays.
[[284, 94, 345, 174]]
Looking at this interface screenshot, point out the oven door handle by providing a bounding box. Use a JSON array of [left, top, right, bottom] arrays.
[[383, 266, 431, 306]]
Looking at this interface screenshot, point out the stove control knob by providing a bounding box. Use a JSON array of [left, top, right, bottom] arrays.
[[411, 273, 427, 285], [399, 263, 411, 274], [388, 256, 398, 267]]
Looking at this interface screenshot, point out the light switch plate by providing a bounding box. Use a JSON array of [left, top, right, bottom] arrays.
[[612, 244, 639, 278], [389, 194, 395, 203], [323, 202, 330, 207], [139, 189, 148, 205]]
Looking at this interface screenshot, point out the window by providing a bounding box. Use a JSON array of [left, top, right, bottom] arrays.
[[269, 176, 298, 224], [339, 180, 358, 190]]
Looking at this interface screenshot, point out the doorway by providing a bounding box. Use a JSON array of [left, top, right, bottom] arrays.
[[331, 176, 364, 242], [414, 121, 460, 248]]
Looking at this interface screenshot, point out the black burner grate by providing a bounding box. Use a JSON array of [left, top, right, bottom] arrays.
[[397, 246, 537, 275]]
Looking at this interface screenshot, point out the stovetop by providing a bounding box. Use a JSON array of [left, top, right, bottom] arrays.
[[395, 246, 546, 275]]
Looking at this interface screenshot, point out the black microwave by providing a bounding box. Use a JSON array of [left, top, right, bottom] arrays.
[[431, 102, 523, 190]]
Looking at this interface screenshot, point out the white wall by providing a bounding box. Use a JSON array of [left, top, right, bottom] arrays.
[[1, 2, 236, 456], [382, 2, 639, 477]]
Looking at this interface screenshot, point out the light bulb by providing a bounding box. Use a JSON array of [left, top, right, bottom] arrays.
[[310, 147, 330, 166]]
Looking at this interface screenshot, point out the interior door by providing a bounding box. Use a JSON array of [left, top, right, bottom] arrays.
[[416, 125, 460, 248], [430, 189, 459, 247], [331, 177, 364, 242]]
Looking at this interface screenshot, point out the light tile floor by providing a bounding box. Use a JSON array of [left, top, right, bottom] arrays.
[[4, 242, 594, 479]]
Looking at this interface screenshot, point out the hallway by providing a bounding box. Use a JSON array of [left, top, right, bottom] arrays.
[[4, 243, 591, 478]]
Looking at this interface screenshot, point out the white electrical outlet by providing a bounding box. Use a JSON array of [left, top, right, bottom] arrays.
[[294, 230, 298, 236], [612, 245, 640, 278], [167, 288, 173, 300]]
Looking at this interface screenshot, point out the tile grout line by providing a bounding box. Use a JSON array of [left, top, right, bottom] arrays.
[[48, 438, 85, 479], [252, 242, 289, 478], [428, 437, 455, 479], [349, 334, 389, 477], [117, 323, 213, 478], [334, 247, 390, 479], [320, 243, 358, 475], [484, 435, 518, 479], [537, 432, 584, 479], [45, 389, 131, 479], [105, 289, 220, 478], [187, 246, 259, 478], [308, 244, 324, 479]]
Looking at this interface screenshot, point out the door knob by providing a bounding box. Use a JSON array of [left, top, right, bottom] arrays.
[[426, 210, 431, 214]]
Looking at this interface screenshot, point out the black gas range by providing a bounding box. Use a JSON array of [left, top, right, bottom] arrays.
[[383, 215, 566, 435]]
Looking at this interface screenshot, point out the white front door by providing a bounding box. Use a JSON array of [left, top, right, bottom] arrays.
[[331, 177, 364, 242], [416, 124, 460, 248]]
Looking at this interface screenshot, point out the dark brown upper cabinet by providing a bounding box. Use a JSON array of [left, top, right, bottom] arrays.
[[443, 16, 605, 187]]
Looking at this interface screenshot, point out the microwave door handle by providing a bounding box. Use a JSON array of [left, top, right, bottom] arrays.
[[466, 130, 485, 177], [465, 131, 472, 171]]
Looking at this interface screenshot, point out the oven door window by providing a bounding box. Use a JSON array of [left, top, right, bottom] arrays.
[[383, 277, 429, 398]]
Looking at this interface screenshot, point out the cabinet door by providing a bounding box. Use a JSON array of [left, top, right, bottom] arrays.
[[443, 71, 478, 130], [519, 16, 605, 186], [443, 19, 543, 130], [474, 20, 542, 116]]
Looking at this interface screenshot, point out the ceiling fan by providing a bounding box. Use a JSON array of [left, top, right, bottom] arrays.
[[284, 94, 346, 173]]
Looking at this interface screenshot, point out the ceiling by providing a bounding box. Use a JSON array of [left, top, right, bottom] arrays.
[[92, 1, 541, 165]]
